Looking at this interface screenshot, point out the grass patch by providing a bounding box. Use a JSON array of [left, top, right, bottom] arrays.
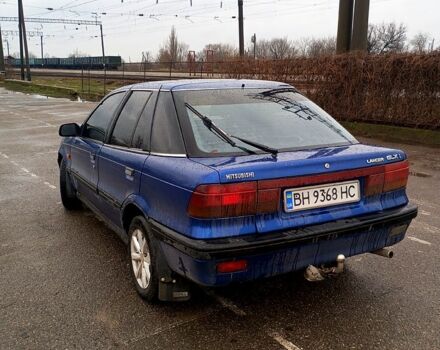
[[342, 121, 440, 147], [31, 76, 125, 101], [5, 79, 78, 100], [4, 77, 125, 101]]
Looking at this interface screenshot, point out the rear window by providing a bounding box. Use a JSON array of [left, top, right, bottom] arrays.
[[173, 88, 357, 157]]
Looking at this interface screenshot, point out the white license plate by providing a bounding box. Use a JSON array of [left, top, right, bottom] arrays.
[[284, 180, 360, 212]]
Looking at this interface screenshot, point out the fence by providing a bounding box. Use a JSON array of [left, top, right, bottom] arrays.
[[217, 53, 440, 130], [4, 53, 439, 129]]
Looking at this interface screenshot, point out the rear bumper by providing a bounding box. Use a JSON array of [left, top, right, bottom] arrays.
[[150, 204, 417, 286]]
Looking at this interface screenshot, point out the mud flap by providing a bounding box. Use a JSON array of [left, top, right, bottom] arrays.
[[153, 236, 192, 302]]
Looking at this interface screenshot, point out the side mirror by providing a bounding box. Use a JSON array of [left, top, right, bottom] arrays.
[[59, 123, 80, 137]]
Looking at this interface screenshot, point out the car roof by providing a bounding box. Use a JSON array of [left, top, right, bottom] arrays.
[[113, 79, 292, 93]]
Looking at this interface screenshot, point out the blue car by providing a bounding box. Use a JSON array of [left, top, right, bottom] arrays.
[[58, 79, 417, 302]]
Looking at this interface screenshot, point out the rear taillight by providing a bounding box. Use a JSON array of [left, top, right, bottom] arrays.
[[383, 160, 409, 192], [187, 182, 257, 218], [187, 182, 280, 219], [365, 160, 409, 196]]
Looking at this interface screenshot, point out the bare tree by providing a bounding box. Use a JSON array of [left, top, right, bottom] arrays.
[[307, 37, 336, 57], [410, 32, 430, 54], [269, 38, 295, 59], [142, 51, 152, 63], [201, 43, 237, 61], [254, 39, 271, 59], [295, 37, 311, 57], [157, 26, 188, 63], [367, 22, 407, 54]]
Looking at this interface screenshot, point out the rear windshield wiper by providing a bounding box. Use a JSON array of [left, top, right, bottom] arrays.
[[185, 103, 278, 157], [259, 87, 299, 96]]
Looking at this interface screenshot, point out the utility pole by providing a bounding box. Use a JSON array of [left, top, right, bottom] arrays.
[[18, 1, 25, 80], [99, 24, 105, 68], [40, 35, 44, 63], [18, 0, 31, 80], [238, 0, 244, 57], [100, 24, 106, 94], [351, 0, 370, 51], [336, 0, 354, 54], [251, 33, 256, 59], [0, 25, 5, 72], [5, 39, 10, 56]]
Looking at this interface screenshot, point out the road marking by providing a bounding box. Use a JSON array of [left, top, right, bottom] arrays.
[[1, 151, 56, 189], [207, 292, 247, 316], [44, 181, 57, 190], [420, 210, 431, 216], [270, 332, 303, 350], [408, 236, 432, 246], [207, 292, 305, 349], [414, 220, 440, 234], [411, 198, 440, 211]]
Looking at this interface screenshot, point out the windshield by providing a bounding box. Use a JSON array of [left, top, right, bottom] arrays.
[[173, 88, 357, 157]]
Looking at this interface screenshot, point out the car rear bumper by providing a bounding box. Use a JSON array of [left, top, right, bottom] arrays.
[[150, 203, 418, 287]]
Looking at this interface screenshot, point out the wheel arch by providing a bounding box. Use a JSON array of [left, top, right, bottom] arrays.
[[121, 195, 150, 234]]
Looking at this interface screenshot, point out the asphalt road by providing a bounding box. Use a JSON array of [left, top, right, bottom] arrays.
[[0, 87, 439, 350]]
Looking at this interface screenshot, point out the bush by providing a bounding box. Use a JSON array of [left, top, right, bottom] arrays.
[[219, 53, 440, 130]]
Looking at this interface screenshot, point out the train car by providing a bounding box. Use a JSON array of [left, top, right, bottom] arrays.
[[10, 56, 122, 70]]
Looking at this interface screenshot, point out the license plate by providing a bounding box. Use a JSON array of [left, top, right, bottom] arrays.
[[284, 180, 360, 212]]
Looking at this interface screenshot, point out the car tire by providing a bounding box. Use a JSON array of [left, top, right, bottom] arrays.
[[59, 159, 81, 210], [128, 216, 159, 302]]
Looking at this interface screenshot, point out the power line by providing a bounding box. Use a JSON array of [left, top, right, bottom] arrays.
[[2, 30, 43, 37], [0, 17, 102, 25]]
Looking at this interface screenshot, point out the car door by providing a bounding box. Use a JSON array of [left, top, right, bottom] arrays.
[[97, 90, 157, 226], [70, 91, 126, 206]]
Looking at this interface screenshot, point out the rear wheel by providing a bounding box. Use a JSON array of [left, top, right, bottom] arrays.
[[128, 216, 158, 301], [59, 159, 81, 210]]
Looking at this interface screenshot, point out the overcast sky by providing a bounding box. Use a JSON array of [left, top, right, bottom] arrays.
[[1, 0, 439, 61]]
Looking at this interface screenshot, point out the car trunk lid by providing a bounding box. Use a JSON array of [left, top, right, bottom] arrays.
[[190, 143, 409, 234]]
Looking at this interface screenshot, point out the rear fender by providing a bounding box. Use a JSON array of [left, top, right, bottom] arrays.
[[120, 194, 150, 231]]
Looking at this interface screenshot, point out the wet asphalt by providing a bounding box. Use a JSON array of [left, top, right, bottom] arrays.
[[0, 87, 439, 350]]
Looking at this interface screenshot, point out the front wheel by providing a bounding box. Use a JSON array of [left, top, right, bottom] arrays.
[[59, 159, 81, 210], [128, 216, 158, 301]]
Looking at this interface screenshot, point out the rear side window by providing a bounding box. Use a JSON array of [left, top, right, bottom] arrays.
[[150, 92, 185, 154], [132, 91, 158, 150], [83, 92, 125, 142], [110, 91, 152, 147]]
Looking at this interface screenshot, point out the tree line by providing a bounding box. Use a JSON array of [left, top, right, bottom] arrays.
[[151, 22, 437, 63]]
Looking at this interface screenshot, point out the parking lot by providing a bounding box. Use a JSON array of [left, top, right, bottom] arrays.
[[0, 87, 439, 350]]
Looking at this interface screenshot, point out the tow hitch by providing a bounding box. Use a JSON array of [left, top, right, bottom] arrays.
[[304, 254, 346, 282]]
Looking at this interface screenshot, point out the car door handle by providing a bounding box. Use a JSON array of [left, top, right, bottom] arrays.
[[125, 167, 134, 178]]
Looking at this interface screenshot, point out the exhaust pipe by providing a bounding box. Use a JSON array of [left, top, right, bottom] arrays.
[[371, 248, 394, 258], [335, 254, 346, 274]]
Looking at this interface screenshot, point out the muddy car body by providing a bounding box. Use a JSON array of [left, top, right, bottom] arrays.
[[58, 79, 417, 301]]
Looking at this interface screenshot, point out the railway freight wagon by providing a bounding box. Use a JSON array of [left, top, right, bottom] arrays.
[[12, 56, 122, 70]]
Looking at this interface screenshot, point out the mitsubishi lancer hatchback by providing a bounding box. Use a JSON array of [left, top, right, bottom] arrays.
[[58, 79, 417, 302]]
